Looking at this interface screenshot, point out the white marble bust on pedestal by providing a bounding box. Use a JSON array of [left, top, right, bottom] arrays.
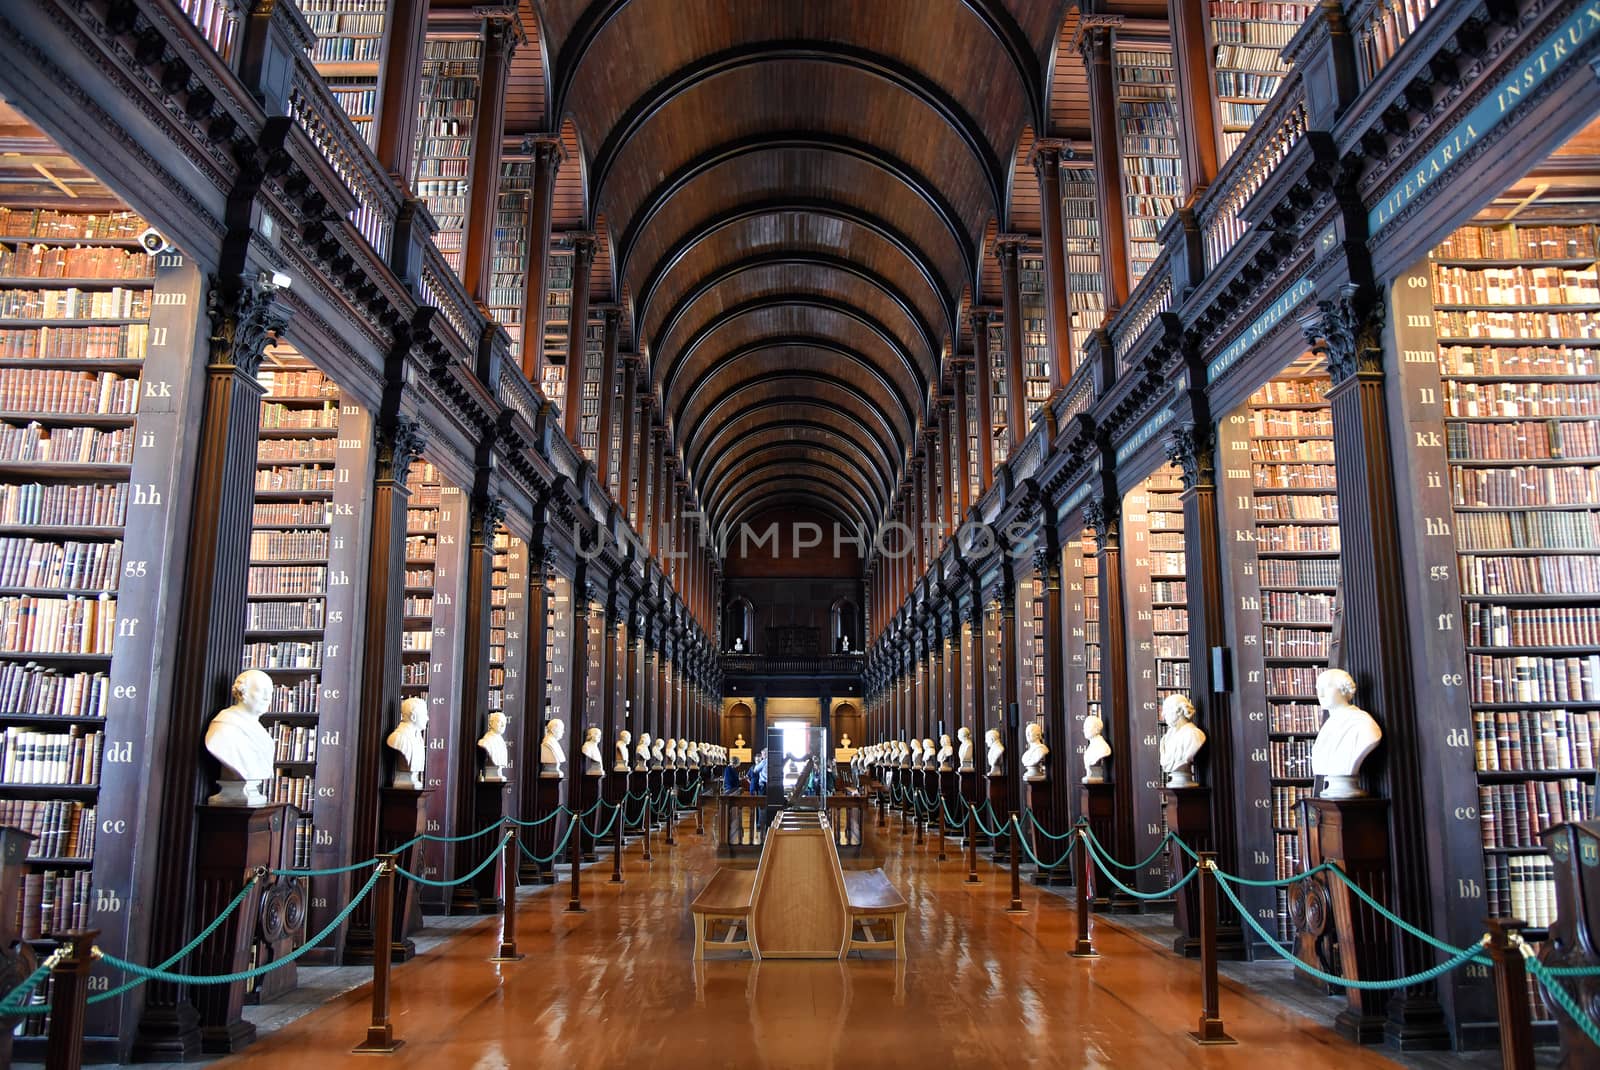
[[615, 729, 632, 772], [1312, 668, 1383, 799], [635, 732, 653, 772], [387, 696, 428, 789], [539, 717, 566, 779], [1022, 722, 1048, 782], [957, 726, 975, 772], [206, 669, 277, 805], [664, 738, 678, 769], [920, 738, 935, 771], [936, 733, 954, 772], [1082, 714, 1111, 783], [651, 737, 666, 769], [479, 711, 510, 782], [582, 726, 604, 776], [687, 741, 701, 769], [984, 728, 1005, 779], [1158, 694, 1205, 788]]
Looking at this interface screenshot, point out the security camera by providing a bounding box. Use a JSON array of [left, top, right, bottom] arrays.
[[138, 228, 169, 255]]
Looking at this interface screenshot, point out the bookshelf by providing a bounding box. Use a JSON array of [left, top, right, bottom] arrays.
[[1019, 254, 1052, 424], [403, 459, 466, 909], [0, 191, 201, 1041], [964, 372, 981, 506], [1061, 165, 1106, 372], [301, 0, 387, 147], [1218, 365, 1341, 941], [1113, 41, 1183, 285], [607, 352, 625, 498], [983, 601, 1004, 782], [490, 159, 532, 365], [544, 570, 572, 739], [1121, 464, 1188, 893], [410, 33, 483, 276], [540, 248, 574, 417], [577, 320, 605, 461], [1204, 3, 1312, 162], [987, 319, 1010, 468]]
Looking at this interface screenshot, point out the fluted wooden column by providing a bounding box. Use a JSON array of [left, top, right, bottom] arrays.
[[1086, 500, 1135, 866], [448, 489, 502, 914], [462, 14, 519, 300], [1077, 19, 1131, 311], [519, 138, 562, 381], [972, 311, 996, 491], [562, 235, 597, 444], [1031, 141, 1074, 390]]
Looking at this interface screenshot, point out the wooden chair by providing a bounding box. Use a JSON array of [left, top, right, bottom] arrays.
[[689, 868, 756, 959], [843, 868, 907, 958]]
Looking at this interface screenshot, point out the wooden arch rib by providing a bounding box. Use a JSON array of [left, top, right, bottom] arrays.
[[647, 251, 940, 375], [663, 298, 922, 422], [617, 133, 974, 292], [709, 460, 878, 535], [698, 420, 893, 507], [718, 484, 869, 544], [689, 399, 897, 496], [635, 199, 956, 363], [584, 44, 1006, 223], [701, 440, 889, 520], [683, 375, 904, 479]]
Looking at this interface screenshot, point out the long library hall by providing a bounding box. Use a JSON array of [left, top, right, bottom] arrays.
[[0, 1, 1599, 1068]]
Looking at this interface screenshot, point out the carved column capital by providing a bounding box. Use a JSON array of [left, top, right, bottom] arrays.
[[1166, 423, 1214, 491], [207, 273, 290, 375], [1301, 282, 1386, 385], [1081, 496, 1118, 541]]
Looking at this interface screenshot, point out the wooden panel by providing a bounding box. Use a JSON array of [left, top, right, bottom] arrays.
[[503, 0, 547, 134], [1049, 8, 1091, 135], [1008, 126, 1041, 236]]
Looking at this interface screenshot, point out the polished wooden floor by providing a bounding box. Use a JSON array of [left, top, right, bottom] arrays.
[[215, 813, 1403, 1069]]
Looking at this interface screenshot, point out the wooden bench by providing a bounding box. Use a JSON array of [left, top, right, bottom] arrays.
[[689, 868, 756, 959], [843, 868, 907, 958]]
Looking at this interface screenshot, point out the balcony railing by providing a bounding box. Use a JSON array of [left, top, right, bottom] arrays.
[[721, 653, 866, 676], [174, 0, 244, 64], [1348, 0, 1443, 86], [1113, 267, 1173, 375], [286, 70, 399, 259], [1199, 93, 1308, 273]]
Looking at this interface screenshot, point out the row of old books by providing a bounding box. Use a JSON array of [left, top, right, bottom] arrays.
[[0, 726, 103, 785], [1473, 708, 1600, 772]]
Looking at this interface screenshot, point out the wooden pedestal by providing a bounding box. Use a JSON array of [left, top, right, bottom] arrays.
[[0, 825, 35, 1069], [958, 770, 979, 844], [451, 781, 507, 915], [1026, 780, 1070, 886], [246, 805, 306, 1003], [1297, 797, 1394, 1044], [522, 776, 563, 884], [1162, 787, 1245, 959], [370, 788, 430, 962], [192, 804, 284, 1053], [984, 774, 1011, 860], [1079, 783, 1115, 909], [609, 771, 634, 837]]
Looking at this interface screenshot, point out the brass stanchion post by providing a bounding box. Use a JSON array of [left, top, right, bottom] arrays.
[[1071, 828, 1098, 958], [1486, 919, 1534, 1070], [353, 858, 402, 1053], [610, 803, 625, 884], [1007, 814, 1025, 914], [965, 805, 980, 885], [1189, 854, 1236, 1045], [44, 931, 97, 1070], [493, 830, 523, 962], [565, 811, 585, 914]]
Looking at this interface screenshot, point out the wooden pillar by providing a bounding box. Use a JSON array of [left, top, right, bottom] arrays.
[[1037, 544, 1070, 839], [1031, 141, 1075, 390], [519, 138, 562, 382], [595, 309, 622, 487], [953, 362, 973, 519], [617, 359, 639, 521], [623, 612, 640, 750], [639, 416, 658, 544], [518, 546, 550, 823], [1085, 498, 1136, 864], [648, 428, 666, 557], [373, 0, 428, 184], [938, 400, 955, 539], [1167, 0, 1218, 199], [1077, 20, 1132, 311], [135, 276, 287, 1058], [995, 238, 1026, 452], [447, 486, 502, 913], [971, 311, 996, 491], [1305, 288, 1448, 1046], [923, 432, 939, 561], [562, 235, 597, 444], [462, 14, 520, 301], [997, 571, 1021, 817]]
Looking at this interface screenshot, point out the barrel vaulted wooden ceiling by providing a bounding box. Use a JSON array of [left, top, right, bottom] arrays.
[[506, 0, 1166, 549]]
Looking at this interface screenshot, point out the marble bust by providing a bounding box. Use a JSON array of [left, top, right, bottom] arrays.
[[984, 728, 1004, 779], [635, 732, 653, 772], [1312, 668, 1383, 798], [206, 669, 276, 805], [615, 729, 632, 773], [651, 737, 666, 769], [664, 738, 678, 769], [539, 717, 566, 779], [581, 726, 604, 776], [387, 697, 429, 789], [1082, 714, 1111, 783], [1158, 694, 1205, 788], [687, 741, 701, 769], [1021, 722, 1048, 782], [957, 726, 975, 772], [921, 738, 936, 771], [936, 733, 954, 772], [479, 711, 510, 782]]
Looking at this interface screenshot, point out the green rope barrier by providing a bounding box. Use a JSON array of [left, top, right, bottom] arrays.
[[1017, 827, 1079, 871], [1024, 810, 1076, 841], [1525, 953, 1600, 1048], [1532, 961, 1600, 977], [584, 802, 622, 840], [1211, 861, 1341, 889], [507, 809, 563, 828], [0, 957, 57, 1017], [95, 867, 382, 988], [271, 858, 379, 878], [1081, 828, 1173, 872], [1081, 833, 1199, 901], [516, 821, 576, 865], [397, 833, 512, 888], [968, 802, 1007, 839], [941, 798, 968, 829], [1213, 873, 1489, 990], [413, 822, 506, 843]]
